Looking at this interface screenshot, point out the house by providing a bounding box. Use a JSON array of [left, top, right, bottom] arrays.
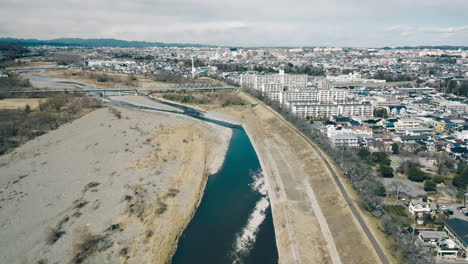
[[418, 231, 448, 246], [408, 198, 435, 216]]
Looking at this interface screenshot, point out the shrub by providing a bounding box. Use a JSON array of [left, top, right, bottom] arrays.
[[391, 143, 400, 154], [453, 167, 468, 188], [357, 148, 370, 160], [379, 164, 394, 178], [376, 186, 387, 197], [96, 74, 110, 82], [433, 175, 445, 184], [24, 104, 31, 114], [424, 180, 437, 192], [47, 226, 66, 244], [370, 152, 391, 165], [408, 167, 428, 182], [72, 227, 102, 264]]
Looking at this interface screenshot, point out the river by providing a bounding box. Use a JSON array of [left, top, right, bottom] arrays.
[[18, 69, 279, 264]]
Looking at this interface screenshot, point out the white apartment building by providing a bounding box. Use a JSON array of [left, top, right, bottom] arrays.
[[240, 70, 308, 90], [280, 89, 348, 106], [318, 79, 333, 89], [394, 118, 423, 129], [445, 102, 468, 113], [330, 135, 359, 148], [291, 102, 373, 118], [326, 72, 386, 84], [326, 126, 373, 138]]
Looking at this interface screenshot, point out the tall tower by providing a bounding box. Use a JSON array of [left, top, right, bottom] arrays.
[[191, 56, 196, 79]]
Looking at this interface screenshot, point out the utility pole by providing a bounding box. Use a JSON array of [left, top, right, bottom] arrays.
[[396, 183, 400, 202], [464, 186, 468, 207], [341, 145, 344, 168]]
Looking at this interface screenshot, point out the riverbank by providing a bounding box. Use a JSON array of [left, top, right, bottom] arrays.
[[0, 104, 231, 263], [164, 90, 385, 264]]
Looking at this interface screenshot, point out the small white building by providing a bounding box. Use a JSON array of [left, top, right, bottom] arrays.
[[408, 198, 435, 216], [330, 135, 359, 148]]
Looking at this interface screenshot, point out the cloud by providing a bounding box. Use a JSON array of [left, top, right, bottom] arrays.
[[417, 26, 468, 33], [0, 0, 467, 46]]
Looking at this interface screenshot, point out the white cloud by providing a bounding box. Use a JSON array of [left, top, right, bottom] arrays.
[[0, 0, 467, 46]]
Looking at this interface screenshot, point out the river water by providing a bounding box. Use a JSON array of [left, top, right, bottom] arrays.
[[18, 70, 279, 264]]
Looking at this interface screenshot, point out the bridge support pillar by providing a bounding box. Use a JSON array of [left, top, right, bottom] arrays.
[[134, 90, 138, 96], [119, 90, 122, 96], [103, 91, 106, 98]]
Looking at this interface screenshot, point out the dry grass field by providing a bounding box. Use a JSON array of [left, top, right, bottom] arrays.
[[0, 98, 46, 110]]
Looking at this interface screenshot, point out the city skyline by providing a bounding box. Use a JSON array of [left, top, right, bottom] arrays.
[[0, 0, 467, 47]]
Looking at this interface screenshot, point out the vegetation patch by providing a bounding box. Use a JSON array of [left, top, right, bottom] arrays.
[[383, 205, 408, 217], [161, 91, 245, 107], [0, 92, 102, 155], [47, 226, 66, 245], [71, 227, 102, 264]]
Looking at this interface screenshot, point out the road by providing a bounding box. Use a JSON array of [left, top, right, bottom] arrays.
[[0, 86, 237, 94], [247, 93, 390, 264]]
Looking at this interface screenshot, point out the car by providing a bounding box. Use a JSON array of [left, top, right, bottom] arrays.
[[457, 206, 466, 211]]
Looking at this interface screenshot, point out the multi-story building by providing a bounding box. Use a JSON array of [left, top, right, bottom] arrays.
[[394, 118, 423, 129], [280, 89, 348, 106], [330, 135, 359, 148], [240, 70, 307, 90], [445, 102, 468, 113], [291, 101, 373, 118]]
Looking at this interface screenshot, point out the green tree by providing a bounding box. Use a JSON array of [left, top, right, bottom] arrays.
[[375, 186, 387, 197], [447, 80, 456, 93], [373, 108, 388, 118], [408, 167, 428, 182], [370, 152, 391, 165], [433, 175, 445, 184], [453, 167, 468, 189], [357, 148, 371, 160], [24, 104, 31, 114], [379, 164, 394, 178], [424, 180, 437, 192], [391, 143, 400, 154]]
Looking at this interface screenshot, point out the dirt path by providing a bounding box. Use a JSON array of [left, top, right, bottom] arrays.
[[303, 180, 342, 264]]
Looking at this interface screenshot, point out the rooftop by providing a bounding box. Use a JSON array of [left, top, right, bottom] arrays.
[[444, 218, 468, 247]]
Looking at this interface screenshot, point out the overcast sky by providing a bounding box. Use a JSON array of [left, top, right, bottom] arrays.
[[0, 0, 467, 47]]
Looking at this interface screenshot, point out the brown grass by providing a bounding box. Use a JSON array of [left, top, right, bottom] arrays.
[[71, 227, 102, 264], [0, 98, 46, 110]]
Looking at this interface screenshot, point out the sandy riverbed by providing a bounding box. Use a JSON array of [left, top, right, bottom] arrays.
[[0, 100, 231, 263]]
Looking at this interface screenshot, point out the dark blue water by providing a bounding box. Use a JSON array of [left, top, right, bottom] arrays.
[[172, 127, 278, 264]]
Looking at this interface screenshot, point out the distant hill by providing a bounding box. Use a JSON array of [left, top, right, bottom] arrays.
[[0, 38, 214, 48], [383, 46, 468, 50]]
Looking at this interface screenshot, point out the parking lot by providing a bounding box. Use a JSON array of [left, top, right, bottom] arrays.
[[440, 203, 468, 220]]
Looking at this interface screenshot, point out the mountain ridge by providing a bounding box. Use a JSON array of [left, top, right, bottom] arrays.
[[0, 37, 215, 48]]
